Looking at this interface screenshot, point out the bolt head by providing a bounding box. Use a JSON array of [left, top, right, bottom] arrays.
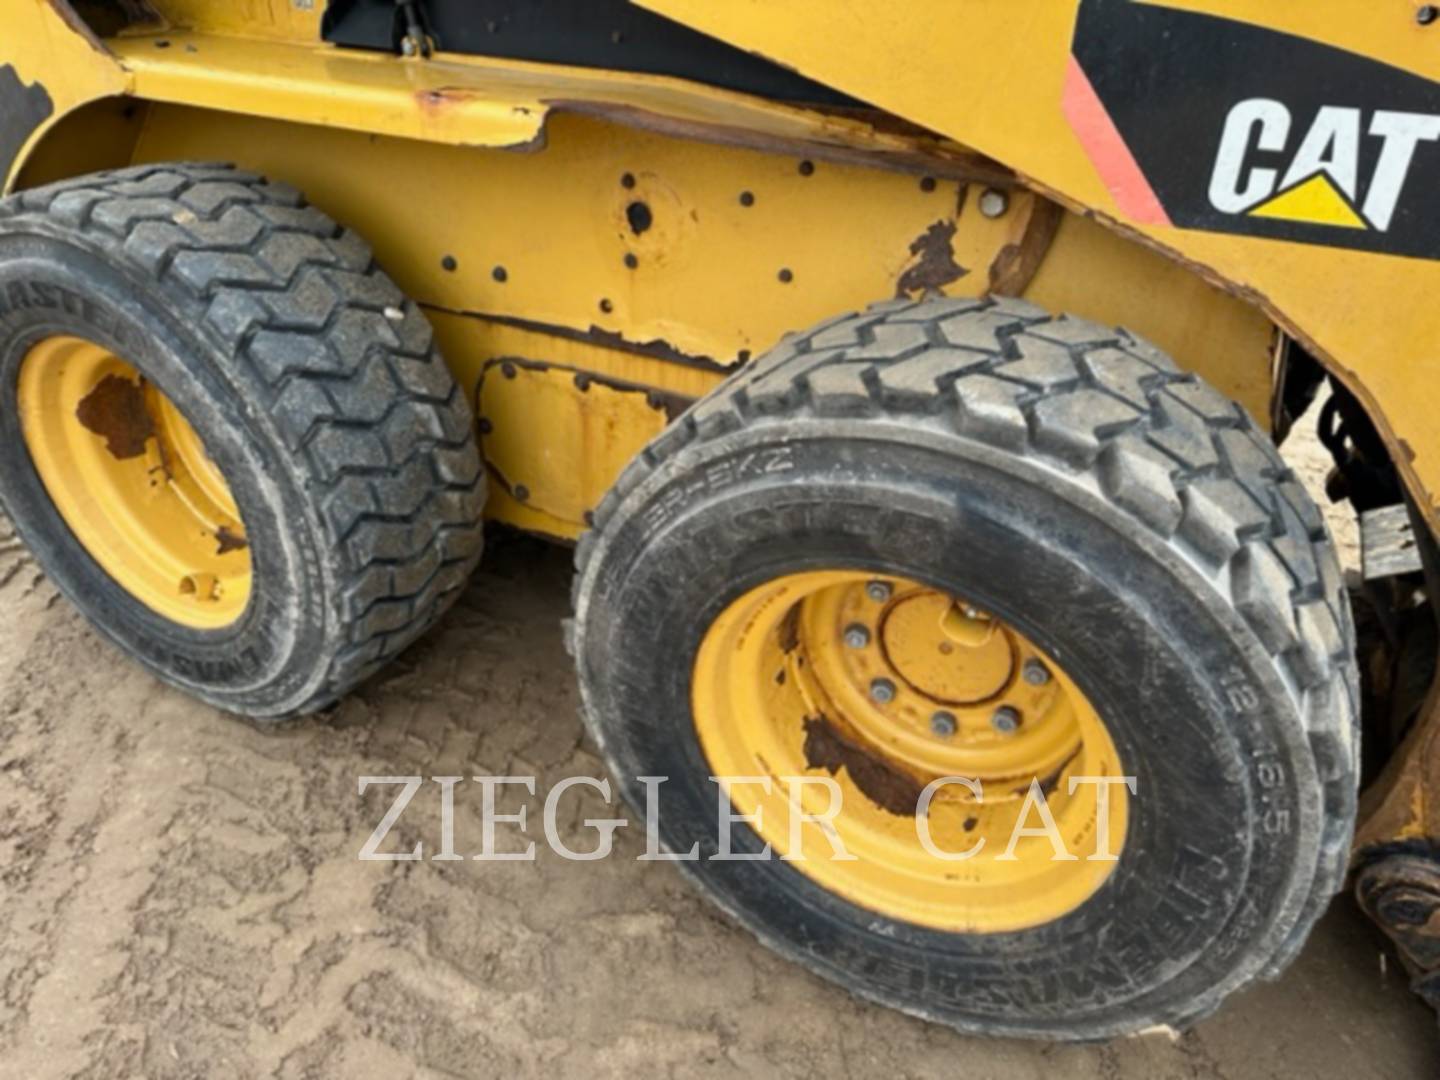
[[869, 678, 896, 705], [1022, 660, 1051, 686], [990, 706, 1021, 734], [400, 36, 418, 56], [865, 580, 893, 603], [979, 188, 1010, 218], [843, 624, 871, 649], [930, 711, 958, 737]]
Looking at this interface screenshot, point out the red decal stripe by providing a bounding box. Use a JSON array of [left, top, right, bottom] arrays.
[[1062, 53, 1172, 227]]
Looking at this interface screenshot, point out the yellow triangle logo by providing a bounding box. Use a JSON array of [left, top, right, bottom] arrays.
[[1248, 173, 1368, 230]]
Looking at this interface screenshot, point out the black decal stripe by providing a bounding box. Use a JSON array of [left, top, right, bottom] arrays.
[[1073, 0, 1440, 259]]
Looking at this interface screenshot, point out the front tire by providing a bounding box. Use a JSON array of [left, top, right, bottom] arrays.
[[0, 163, 485, 718], [571, 296, 1358, 1039]]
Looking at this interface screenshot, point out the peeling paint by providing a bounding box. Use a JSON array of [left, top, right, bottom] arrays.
[[988, 197, 1063, 296], [214, 525, 248, 556], [895, 219, 967, 299], [75, 374, 154, 459], [459, 308, 730, 371], [802, 714, 923, 817]]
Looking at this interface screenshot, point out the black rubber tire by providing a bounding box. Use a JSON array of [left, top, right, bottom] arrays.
[[571, 295, 1359, 1040], [0, 163, 484, 719]]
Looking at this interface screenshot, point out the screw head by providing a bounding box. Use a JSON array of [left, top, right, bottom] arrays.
[[930, 710, 957, 737], [869, 678, 897, 705], [866, 580, 893, 603], [1022, 660, 1051, 686], [991, 706, 1021, 734], [979, 188, 1010, 218], [843, 624, 871, 649]]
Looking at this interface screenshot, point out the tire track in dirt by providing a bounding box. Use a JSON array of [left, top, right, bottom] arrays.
[[0, 518, 1432, 1078]]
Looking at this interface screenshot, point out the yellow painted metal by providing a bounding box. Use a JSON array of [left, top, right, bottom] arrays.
[[429, 310, 721, 539], [112, 105, 1273, 541], [130, 105, 977, 372], [18, 336, 251, 628], [1025, 210, 1276, 423], [105, 27, 981, 167], [639, 0, 1440, 530], [141, 0, 322, 41], [692, 571, 1127, 933], [477, 360, 671, 536], [0, 1, 1427, 530]]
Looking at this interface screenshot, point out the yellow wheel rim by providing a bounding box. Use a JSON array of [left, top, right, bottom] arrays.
[[18, 335, 252, 629], [692, 571, 1128, 933]]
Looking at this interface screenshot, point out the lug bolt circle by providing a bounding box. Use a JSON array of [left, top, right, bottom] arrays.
[[991, 706, 1021, 734], [869, 678, 897, 705], [1022, 659, 1051, 686], [930, 710, 958, 737], [866, 580, 893, 603], [843, 623, 871, 649]]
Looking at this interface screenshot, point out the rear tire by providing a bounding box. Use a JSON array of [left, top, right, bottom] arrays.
[[571, 296, 1358, 1039], [0, 163, 485, 718]]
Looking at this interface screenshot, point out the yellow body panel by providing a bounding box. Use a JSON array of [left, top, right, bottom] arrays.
[[104, 28, 990, 170], [640, 0, 1440, 527], [83, 102, 1266, 534], [477, 360, 672, 538]]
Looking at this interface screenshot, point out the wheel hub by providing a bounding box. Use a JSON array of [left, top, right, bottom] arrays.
[[18, 335, 251, 628], [692, 570, 1129, 933], [882, 590, 1013, 704]]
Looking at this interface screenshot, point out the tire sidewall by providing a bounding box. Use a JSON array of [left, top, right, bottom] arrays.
[[577, 418, 1322, 1038]]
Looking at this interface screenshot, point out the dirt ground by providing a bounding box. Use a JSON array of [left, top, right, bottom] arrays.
[[0, 401, 1436, 1080]]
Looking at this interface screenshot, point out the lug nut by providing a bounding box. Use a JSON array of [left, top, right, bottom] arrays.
[[865, 580, 893, 603], [869, 678, 897, 705], [979, 188, 1010, 218], [930, 710, 957, 737], [1022, 660, 1051, 686], [991, 706, 1021, 734], [843, 623, 871, 649]]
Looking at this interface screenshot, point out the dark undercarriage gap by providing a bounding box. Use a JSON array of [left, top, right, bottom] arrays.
[[321, 0, 861, 106]]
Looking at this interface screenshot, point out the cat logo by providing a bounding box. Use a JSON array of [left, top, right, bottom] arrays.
[[1208, 101, 1440, 232], [1068, 0, 1440, 259]]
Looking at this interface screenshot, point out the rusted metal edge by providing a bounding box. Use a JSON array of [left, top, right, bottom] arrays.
[[476, 354, 695, 421], [430, 304, 735, 373], [543, 98, 1016, 186], [412, 88, 551, 152], [988, 195, 1063, 297]]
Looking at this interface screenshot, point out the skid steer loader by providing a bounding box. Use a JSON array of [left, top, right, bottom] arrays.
[[2, 0, 1438, 1040]]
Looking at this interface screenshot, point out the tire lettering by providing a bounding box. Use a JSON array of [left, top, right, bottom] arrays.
[[1262, 807, 1292, 835]]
